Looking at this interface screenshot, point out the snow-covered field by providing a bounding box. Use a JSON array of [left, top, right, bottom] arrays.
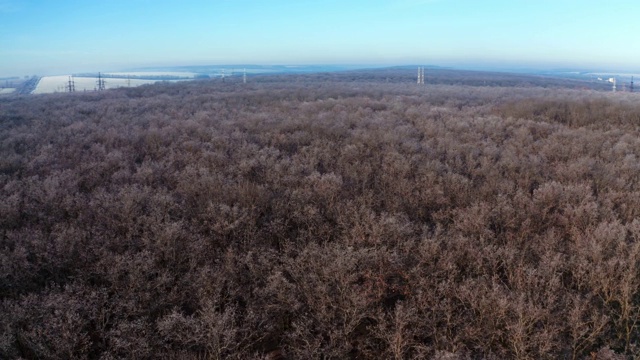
[[104, 71, 196, 78], [32, 76, 183, 94], [0, 88, 16, 94]]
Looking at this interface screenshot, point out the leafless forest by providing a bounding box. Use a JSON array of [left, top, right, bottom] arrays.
[[1, 69, 640, 359]]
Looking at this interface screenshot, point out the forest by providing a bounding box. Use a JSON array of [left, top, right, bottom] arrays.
[[1, 68, 640, 359]]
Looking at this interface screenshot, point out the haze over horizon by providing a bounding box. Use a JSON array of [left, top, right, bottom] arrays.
[[2, 0, 640, 78]]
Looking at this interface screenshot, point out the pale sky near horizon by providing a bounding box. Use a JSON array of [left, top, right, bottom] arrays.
[[1, 0, 640, 77]]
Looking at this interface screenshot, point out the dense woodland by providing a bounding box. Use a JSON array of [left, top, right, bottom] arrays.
[[1, 69, 640, 359]]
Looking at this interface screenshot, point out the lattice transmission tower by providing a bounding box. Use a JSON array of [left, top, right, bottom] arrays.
[[66, 76, 75, 92], [96, 72, 106, 91], [611, 77, 617, 92], [417, 67, 425, 85]]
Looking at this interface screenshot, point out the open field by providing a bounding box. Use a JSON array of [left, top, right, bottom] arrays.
[[2, 69, 640, 358], [0, 88, 16, 94], [32, 75, 172, 94], [103, 71, 197, 78]]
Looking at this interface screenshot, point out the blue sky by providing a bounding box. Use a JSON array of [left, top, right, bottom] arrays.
[[1, 0, 640, 76]]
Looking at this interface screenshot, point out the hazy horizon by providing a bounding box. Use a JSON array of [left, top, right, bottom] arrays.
[[2, 0, 640, 78]]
